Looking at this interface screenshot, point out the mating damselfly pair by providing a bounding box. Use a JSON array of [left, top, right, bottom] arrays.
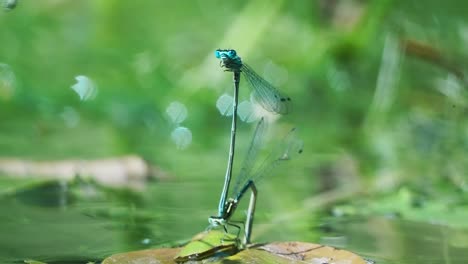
[[209, 50, 302, 245], [175, 49, 302, 262]]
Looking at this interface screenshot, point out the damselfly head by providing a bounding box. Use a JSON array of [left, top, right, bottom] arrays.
[[215, 49, 242, 72], [215, 49, 237, 59]]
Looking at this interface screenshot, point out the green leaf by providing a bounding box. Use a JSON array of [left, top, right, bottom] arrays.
[[174, 230, 239, 262]]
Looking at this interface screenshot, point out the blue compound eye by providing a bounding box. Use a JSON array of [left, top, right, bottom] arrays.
[[215, 50, 221, 59], [228, 50, 236, 57]]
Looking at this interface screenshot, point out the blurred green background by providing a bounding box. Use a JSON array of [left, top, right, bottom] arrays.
[[0, 0, 467, 263]]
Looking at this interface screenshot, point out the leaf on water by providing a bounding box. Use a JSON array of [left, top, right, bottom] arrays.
[[216, 93, 233, 116], [70, 75, 98, 101], [102, 237, 370, 264], [171, 126, 192, 149], [174, 230, 238, 262], [255, 242, 368, 264], [238, 100, 258, 123], [102, 248, 181, 264], [166, 101, 188, 124]]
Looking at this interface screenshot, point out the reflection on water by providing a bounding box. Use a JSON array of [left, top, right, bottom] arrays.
[[1, 180, 468, 264], [0, 180, 212, 264], [318, 217, 468, 264]]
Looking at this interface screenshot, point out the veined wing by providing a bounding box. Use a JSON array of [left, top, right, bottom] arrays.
[[234, 127, 303, 200], [241, 63, 291, 115], [231, 117, 267, 197]]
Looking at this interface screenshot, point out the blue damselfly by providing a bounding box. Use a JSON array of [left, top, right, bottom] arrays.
[[209, 117, 303, 245], [215, 49, 292, 221]]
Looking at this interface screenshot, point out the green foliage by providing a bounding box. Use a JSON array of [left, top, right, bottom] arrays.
[[0, 0, 467, 263]]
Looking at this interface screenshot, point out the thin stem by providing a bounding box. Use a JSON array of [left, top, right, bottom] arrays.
[[218, 71, 241, 215], [244, 182, 257, 245]]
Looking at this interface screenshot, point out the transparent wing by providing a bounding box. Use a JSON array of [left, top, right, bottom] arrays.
[[241, 63, 291, 115], [233, 127, 303, 200], [231, 117, 267, 197]]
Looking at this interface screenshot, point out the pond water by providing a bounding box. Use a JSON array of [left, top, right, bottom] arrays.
[[1, 180, 467, 264]]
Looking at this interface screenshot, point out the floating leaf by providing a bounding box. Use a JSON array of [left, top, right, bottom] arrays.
[[175, 230, 238, 262], [103, 248, 180, 264], [102, 235, 370, 264], [255, 242, 368, 264]]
